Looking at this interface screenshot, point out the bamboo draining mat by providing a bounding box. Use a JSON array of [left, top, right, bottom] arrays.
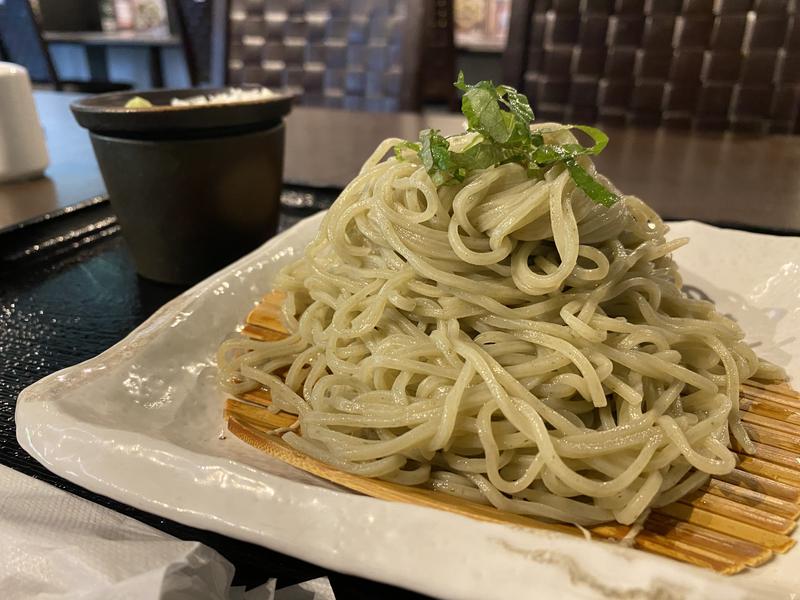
[[225, 291, 800, 575]]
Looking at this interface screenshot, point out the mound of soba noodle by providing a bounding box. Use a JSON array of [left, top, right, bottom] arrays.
[[218, 125, 782, 526]]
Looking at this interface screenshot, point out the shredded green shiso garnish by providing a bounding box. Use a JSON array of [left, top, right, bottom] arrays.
[[395, 72, 619, 207]]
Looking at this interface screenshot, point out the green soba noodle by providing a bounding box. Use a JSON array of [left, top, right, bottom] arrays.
[[218, 125, 783, 526]]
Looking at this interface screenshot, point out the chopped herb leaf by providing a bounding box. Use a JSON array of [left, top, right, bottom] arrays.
[[399, 72, 619, 207], [419, 129, 463, 186], [455, 71, 533, 148], [564, 159, 618, 208]]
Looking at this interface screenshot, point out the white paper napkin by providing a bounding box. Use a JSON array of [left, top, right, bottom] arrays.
[[0, 465, 335, 600], [273, 578, 336, 600]]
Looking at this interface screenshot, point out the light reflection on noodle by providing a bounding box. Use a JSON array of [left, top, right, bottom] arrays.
[[218, 126, 783, 526]]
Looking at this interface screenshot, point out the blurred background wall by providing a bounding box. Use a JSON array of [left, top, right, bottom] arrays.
[[38, 0, 509, 93]]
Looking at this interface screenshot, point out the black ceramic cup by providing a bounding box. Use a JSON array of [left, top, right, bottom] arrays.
[[71, 87, 293, 284]]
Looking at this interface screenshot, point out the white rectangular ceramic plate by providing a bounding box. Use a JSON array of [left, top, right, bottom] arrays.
[[15, 213, 800, 600]]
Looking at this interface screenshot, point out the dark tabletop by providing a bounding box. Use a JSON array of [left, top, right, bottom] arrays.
[[0, 92, 105, 233], [1, 91, 799, 598]]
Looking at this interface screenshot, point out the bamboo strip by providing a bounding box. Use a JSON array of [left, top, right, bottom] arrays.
[[741, 411, 800, 437], [226, 398, 297, 429], [736, 456, 800, 487], [258, 292, 287, 317], [741, 442, 800, 474], [655, 503, 795, 553], [643, 512, 773, 568], [742, 422, 800, 454], [242, 324, 288, 342], [247, 311, 287, 335], [679, 490, 796, 534], [716, 469, 800, 504], [225, 413, 281, 436], [631, 533, 743, 574], [703, 479, 800, 520], [242, 388, 272, 403], [741, 389, 800, 411], [739, 396, 800, 425], [742, 381, 800, 401]]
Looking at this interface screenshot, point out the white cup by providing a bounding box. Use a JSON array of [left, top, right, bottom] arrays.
[[0, 62, 49, 183]]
